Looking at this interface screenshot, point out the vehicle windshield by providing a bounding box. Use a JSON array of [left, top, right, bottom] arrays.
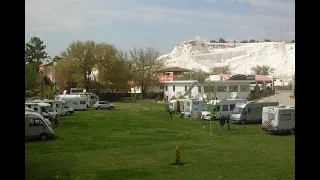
[[46, 107, 54, 112], [62, 104, 70, 108], [232, 107, 243, 114]]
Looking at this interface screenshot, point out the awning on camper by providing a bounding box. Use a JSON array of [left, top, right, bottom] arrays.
[[255, 75, 272, 83]]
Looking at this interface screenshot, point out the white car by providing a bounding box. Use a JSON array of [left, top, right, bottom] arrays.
[[94, 101, 115, 110], [201, 111, 212, 120]]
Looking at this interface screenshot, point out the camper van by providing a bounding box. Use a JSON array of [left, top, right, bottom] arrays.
[[69, 88, 99, 104], [201, 99, 247, 120], [230, 101, 279, 124], [181, 98, 204, 118], [57, 95, 89, 110], [25, 112, 54, 140], [33, 99, 74, 115], [169, 99, 185, 113], [262, 105, 295, 134], [25, 102, 59, 121]]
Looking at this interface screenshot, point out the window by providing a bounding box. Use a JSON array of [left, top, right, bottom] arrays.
[[80, 101, 86, 104], [41, 107, 48, 113], [165, 86, 168, 91], [247, 108, 252, 113], [73, 101, 78, 105], [34, 107, 38, 111], [173, 86, 175, 92], [91, 96, 95, 99], [217, 86, 226, 92], [230, 104, 235, 111], [194, 102, 199, 105], [185, 86, 187, 92], [198, 86, 202, 93], [186, 102, 190, 107], [204, 86, 215, 92], [240, 85, 249, 92], [280, 114, 291, 121], [29, 119, 44, 127], [254, 107, 262, 113], [268, 113, 275, 121], [99, 102, 105, 104], [229, 85, 238, 92], [223, 105, 228, 111]]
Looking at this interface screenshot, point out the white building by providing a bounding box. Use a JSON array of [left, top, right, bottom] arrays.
[[163, 80, 254, 102]]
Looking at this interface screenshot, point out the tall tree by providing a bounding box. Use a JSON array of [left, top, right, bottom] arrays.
[[129, 47, 164, 97], [251, 65, 275, 75], [209, 65, 232, 75], [96, 43, 132, 91], [25, 63, 39, 96], [59, 40, 98, 89], [25, 37, 48, 68]]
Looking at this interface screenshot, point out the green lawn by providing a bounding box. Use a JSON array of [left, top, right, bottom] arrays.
[[25, 102, 295, 180]]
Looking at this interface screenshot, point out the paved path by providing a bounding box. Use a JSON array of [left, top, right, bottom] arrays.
[[259, 91, 295, 106]]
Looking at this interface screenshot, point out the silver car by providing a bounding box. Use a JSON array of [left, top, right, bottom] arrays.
[[93, 101, 115, 110]]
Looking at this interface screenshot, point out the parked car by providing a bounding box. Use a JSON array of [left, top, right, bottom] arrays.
[[94, 101, 115, 110]]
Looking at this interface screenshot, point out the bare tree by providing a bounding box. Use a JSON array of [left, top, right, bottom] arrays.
[[129, 47, 164, 98], [209, 65, 232, 75]]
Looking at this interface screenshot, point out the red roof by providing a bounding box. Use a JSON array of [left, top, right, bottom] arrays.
[[219, 74, 232, 80], [162, 67, 192, 72], [255, 75, 272, 83]]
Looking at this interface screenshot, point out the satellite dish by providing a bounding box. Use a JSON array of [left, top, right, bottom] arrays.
[[83, 89, 86, 93], [63, 90, 67, 94], [230, 92, 238, 99]]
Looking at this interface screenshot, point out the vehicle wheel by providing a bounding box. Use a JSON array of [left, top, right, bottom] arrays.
[[97, 106, 101, 110], [66, 111, 70, 116], [290, 129, 295, 134], [40, 133, 48, 140], [109, 106, 114, 110], [241, 120, 246, 125]]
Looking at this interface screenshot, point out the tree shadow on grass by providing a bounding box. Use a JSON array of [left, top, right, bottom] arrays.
[[97, 168, 152, 180]]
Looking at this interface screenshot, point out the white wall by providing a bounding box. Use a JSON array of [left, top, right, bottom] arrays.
[[163, 80, 251, 101]]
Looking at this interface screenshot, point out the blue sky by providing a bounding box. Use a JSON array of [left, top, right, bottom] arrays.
[[26, 0, 295, 57]]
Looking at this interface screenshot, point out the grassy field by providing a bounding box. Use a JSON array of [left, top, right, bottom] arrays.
[[25, 102, 295, 180]]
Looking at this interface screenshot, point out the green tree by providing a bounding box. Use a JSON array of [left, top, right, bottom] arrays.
[[25, 37, 48, 69], [209, 65, 231, 75], [59, 40, 98, 89], [251, 65, 275, 75], [96, 44, 132, 91], [129, 47, 164, 98], [25, 63, 39, 96]]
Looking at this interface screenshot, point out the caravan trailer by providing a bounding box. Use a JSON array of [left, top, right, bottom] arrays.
[[25, 102, 59, 121], [230, 101, 279, 124], [33, 99, 74, 116], [262, 105, 295, 134], [57, 94, 89, 110], [201, 99, 247, 120], [181, 98, 204, 118], [25, 112, 54, 140], [169, 99, 186, 113]]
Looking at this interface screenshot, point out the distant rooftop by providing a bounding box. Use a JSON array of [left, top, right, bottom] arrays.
[[162, 67, 192, 72]]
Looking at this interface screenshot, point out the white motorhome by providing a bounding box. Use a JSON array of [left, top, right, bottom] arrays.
[[25, 102, 59, 121], [34, 99, 74, 116], [169, 99, 185, 113], [57, 95, 89, 110], [261, 105, 295, 134], [70, 88, 85, 94], [69, 88, 99, 104], [230, 101, 279, 125], [25, 112, 54, 140], [201, 99, 247, 120], [181, 98, 204, 118]]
